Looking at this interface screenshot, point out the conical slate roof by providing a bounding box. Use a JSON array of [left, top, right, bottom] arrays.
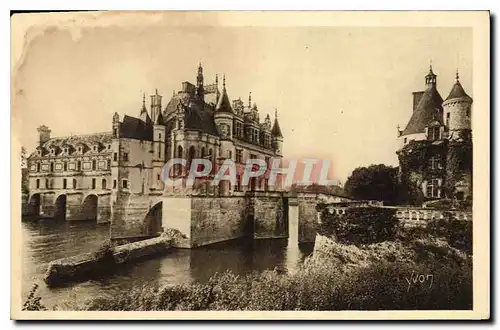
[[401, 86, 443, 136], [272, 118, 283, 138], [215, 88, 233, 114], [445, 80, 472, 101]]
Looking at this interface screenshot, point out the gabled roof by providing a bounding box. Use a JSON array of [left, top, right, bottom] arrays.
[[401, 86, 443, 136]]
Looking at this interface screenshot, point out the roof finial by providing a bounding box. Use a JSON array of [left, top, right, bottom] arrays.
[[155, 88, 158, 95], [172, 90, 175, 96], [142, 93, 146, 106], [456, 68, 460, 81], [429, 59, 433, 72], [248, 92, 252, 108], [222, 74, 226, 91], [215, 73, 219, 86], [275, 108, 278, 118]]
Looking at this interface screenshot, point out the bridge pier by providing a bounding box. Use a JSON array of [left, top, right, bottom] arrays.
[[65, 193, 83, 220], [39, 192, 56, 218]]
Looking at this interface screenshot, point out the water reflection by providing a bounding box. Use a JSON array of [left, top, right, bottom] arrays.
[[22, 219, 313, 309]]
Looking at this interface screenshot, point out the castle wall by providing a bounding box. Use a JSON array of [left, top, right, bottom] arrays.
[[252, 192, 288, 239], [190, 196, 249, 248]]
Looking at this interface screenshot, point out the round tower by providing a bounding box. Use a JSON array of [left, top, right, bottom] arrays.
[[442, 70, 472, 139]]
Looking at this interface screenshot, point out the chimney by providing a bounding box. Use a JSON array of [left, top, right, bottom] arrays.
[[412, 91, 424, 111], [37, 125, 51, 145]]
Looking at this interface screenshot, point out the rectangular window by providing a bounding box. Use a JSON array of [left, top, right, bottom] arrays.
[[113, 179, 117, 189], [123, 153, 129, 161], [107, 159, 111, 169], [446, 113, 450, 126], [45, 179, 49, 189], [157, 174, 160, 181], [36, 163, 40, 172], [92, 178, 96, 189], [63, 178, 67, 189], [92, 160, 96, 170], [236, 149, 243, 163], [429, 127, 440, 141], [113, 152, 118, 162], [122, 179, 128, 189], [36, 179, 40, 189], [77, 161, 81, 171], [63, 162, 68, 171], [426, 179, 440, 198]]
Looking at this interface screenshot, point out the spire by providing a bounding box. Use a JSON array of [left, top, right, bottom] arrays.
[[456, 68, 460, 82], [248, 92, 252, 108], [271, 108, 283, 138], [196, 62, 204, 100], [140, 93, 147, 114], [222, 73, 226, 91]]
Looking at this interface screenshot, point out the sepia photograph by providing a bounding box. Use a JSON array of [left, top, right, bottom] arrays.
[[10, 11, 490, 320]]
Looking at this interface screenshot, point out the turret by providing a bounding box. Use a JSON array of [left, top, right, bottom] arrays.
[[112, 112, 120, 138], [214, 74, 234, 140], [37, 125, 51, 145], [139, 93, 151, 124], [271, 109, 283, 156], [425, 63, 437, 90], [150, 89, 162, 123], [443, 69, 473, 137]]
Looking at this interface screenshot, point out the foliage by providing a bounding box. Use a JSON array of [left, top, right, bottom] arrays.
[[91, 240, 115, 263], [76, 256, 472, 311], [397, 140, 433, 173], [289, 183, 347, 197], [426, 212, 472, 254], [22, 284, 46, 311], [344, 165, 400, 204], [444, 139, 473, 198], [315, 207, 399, 245]]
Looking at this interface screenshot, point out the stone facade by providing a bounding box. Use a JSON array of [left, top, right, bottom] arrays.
[[397, 66, 473, 202], [25, 64, 289, 247]]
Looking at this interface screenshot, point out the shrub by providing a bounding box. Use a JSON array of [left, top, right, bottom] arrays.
[[315, 207, 398, 245], [22, 284, 46, 311], [92, 239, 115, 262], [426, 212, 472, 254]]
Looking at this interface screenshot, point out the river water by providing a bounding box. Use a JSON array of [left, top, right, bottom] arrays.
[[21, 207, 313, 310]]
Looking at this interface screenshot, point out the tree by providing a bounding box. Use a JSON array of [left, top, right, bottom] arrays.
[[21, 146, 27, 168], [344, 164, 399, 204]]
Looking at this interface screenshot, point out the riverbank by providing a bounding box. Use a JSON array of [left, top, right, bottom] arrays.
[[25, 230, 472, 311]]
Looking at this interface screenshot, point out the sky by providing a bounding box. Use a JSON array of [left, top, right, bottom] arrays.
[[12, 20, 472, 183]]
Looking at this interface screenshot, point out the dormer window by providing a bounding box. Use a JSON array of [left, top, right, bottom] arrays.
[[93, 146, 97, 152], [107, 145, 111, 150], [78, 147, 82, 153], [64, 148, 68, 154], [51, 149, 55, 155], [428, 126, 441, 141]]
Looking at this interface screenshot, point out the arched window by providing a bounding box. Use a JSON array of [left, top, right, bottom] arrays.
[[102, 178, 107, 190], [177, 145, 183, 158]]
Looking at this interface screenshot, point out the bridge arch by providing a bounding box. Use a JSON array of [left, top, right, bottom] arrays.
[[54, 194, 67, 220], [80, 194, 98, 221], [143, 202, 163, 237], [27, 193, 41, 216]]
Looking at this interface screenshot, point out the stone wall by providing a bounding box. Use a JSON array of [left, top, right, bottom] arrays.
[[190, 196, 249, 247], [252, 192, 288, 239], [110, 192, 163, 240]]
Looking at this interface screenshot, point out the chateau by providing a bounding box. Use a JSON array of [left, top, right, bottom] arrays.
[[397, 65, 473, 203], [25, 64, 291, 246]]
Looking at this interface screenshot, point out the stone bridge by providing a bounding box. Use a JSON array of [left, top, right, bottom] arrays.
[[25, 189, 111, 223]]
